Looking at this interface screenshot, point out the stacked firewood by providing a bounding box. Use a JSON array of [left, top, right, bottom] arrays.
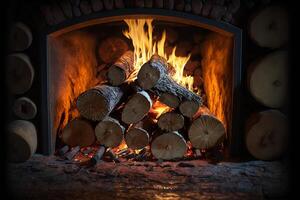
[[60, 46, 226, 162]]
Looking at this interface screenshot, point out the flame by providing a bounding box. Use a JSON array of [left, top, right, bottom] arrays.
[[123, 19, 194, 91], [185, 141, 194, 157], [149, 100, 171, 120], [201, 33, 233, 131]]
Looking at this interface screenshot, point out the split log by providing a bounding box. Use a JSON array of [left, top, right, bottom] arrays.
[[64, 146, 80, 160], [12, 97, 37, 120], [249, 5, 289, 48], [137, 55, 202, 112], [7, 120, 37, 163], [245, 110, 289, 161], [77, 85, 123, 121], [158, 112, 184, 131], [121, 91, 152, 124], [9, 22, 32, 51], [188, 106, 226, 149], [151, 131, 187, 160], [61, 119, 95, 147], [247, 50, 288, 108], [97, 37, 129, 64], [107, 51, 134, 86], [95, 117, 125, 148], [125, 117, 155, 150], [6, 53, 34, 95], [159, 93, 180, 108], [90, 145, 106, 165], [57, 145, 69, 156]]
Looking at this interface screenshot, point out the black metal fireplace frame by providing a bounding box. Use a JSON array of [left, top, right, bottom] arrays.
[[40, 9, 242, 156]]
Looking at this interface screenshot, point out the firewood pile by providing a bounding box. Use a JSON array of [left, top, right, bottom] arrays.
[[56, 42, 226, 164]]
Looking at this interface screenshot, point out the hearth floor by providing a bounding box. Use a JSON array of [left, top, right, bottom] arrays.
[[7, 154, 289, 200]]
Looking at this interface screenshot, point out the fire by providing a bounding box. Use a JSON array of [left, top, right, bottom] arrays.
[[149, 100, 172, 120], [123, 19, 194, 91]]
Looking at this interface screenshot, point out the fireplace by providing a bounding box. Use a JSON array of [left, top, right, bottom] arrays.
[[40, 10, 242, 162], [5, 1, 291, 199]]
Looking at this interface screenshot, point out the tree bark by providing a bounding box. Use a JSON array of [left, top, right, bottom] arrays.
[[95, 117, 125, 148], [7, 120, 37, 163], [245, 110, 289, 161], [61, 119, 95, 147], [158, 112, 184, 131], [77, 85, 123, 121], [137, 55, 201, 112], [151, 131, 187, 160], [188, 106, 226, 149], [121, 90, 152, 124], [90, 145, 106, 165], [6, 53, 34, 95], [12, 97, 37, 120], [107, 51, 134, 86]]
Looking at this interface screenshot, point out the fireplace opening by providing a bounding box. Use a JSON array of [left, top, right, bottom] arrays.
[[46, 16, 239, 164]]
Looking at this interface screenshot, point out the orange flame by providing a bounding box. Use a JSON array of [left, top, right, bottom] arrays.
[[123, 19, 194, 91], [149, 100, 172, 120]]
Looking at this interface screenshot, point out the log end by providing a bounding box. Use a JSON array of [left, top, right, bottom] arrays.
[[159, 93, 180, 108], [158, 112, 184, 131], [151, 132, 187, 160], [125, 128, 149, 150], [95, 118, 124, 148], [188, 115, 226, 149], [12, 97, 37, 120], [137, 62, 161, 90], [179, 100, 200, 118], [107, 65, 126, 86], [77, 89, 109, 121]]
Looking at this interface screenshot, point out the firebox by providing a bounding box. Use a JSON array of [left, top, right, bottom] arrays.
[[40, 9, 242, 160]]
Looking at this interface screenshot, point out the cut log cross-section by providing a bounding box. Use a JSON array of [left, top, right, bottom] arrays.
[[245, 110, 289, 161], [158, 112, 184, 132], [137, 54, 202, 117], [107, 50, 134, 86], [61, 119, 95, 147], [9, 22, 33, 51], [151, 131, 187, 160], [188, 106, 226, 149], [95, 117, 125, 148], [7, 120, 37, 163], [77, 85, 123, 121], [6, 53, 34, 94], [247, 50, 288, 108], [249, 5, 289, 48], [159, 93, 180, 108], [12, 97, 37, 120], [125, 117, 155, 150], [121, 90, 152, 124]]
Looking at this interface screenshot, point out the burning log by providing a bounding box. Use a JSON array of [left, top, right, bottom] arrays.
[[77, 85, 123, 121], [7, 120, 37, 163], [157, 112, 184, 132], [159, 93, 180, 108], [9, 22, 32, 51], [107, 51, 134, 86], [137, 55, 201, 116], [12, 97, 37, 120], [57, 145, 70, 156], [249, 5, 289, 48], [97, 37, 129, 63], [188, 106, 226, 149], [6, 53, 34, 95], [151, 131, 187, 160], [121, 90, 152, 124], [64, 146, 80, 160], [95, 117, 125, 148], [90, 145, 106, 165], [61, 118, 95, 147], [245, 110, 289, 161], [247, 50, 288, 108], [125, 117, 155, 150]]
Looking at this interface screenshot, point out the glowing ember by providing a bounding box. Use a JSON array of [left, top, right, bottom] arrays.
[[185, 141, 194, 157], [123, 19, 194, 91], [149, 100, 172, 120]]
